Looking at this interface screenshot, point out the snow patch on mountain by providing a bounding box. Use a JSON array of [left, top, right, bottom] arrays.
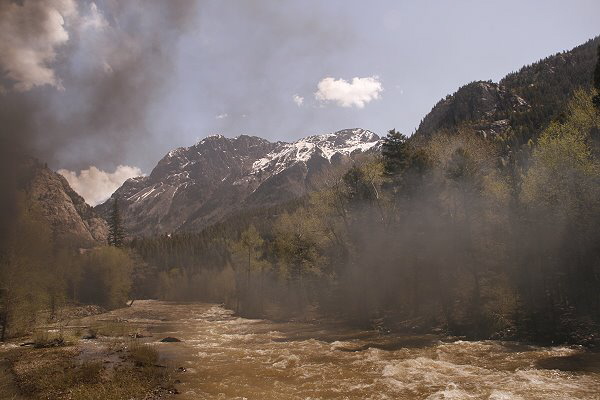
[[97, 128, 381, 236], [251, 128, 379, 176]]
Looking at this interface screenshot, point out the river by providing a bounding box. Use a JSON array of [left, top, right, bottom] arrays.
[[98, 300, 600, 399]]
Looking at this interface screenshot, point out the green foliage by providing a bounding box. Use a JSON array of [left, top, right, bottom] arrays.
[[501, 37, 599, 145], [381, 129, 431, 192], [233, 225, 264, 273], [78, 247, 134, 309], [523, 89, 599, 216], [0, 196, 54, 340], [382, 129, 411, 176], [445, 148, 477, 182], [274, 211, 324, 281], [0, 191, 136, 340], [518, 90, 600, 339], [343, 165, 377, 204], [108, 89, 600, 344], [107, 198, 125, 247]]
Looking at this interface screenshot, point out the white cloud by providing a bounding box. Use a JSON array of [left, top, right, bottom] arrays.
[[293, 94, 304, 106], [216, 113, 228, 119], [315, 76, 383, 108], [58, 165, 143, 206]]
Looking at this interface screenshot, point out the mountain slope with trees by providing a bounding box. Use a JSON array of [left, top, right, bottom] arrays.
[[414, 36, 600, 147], [3, 37, 599, 347], [124, 38, 600, 346], [0, 160, 133, 340], [96, 129, 380, 237]]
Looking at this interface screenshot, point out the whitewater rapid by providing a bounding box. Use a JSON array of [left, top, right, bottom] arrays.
[[103, 301, 600, 399]]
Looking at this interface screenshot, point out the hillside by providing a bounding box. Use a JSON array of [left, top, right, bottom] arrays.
[[414, 36, 600, 144], [19, 158, 108, 247]]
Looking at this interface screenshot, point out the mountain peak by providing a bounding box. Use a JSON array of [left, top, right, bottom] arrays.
[[250, 128, 380, 177], [98, 128, 380, 236]]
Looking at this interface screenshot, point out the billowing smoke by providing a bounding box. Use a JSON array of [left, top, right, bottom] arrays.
[[0, 0, 198, 168], [0, 0, 197, 246], [0, 0, 77, 91]]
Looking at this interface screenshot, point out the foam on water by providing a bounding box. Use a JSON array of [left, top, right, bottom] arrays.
[[100, 301, 600, 400]]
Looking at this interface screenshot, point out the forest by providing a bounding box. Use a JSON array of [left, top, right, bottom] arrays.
[[1, 57, 599, 347], [129, 88, 600, 345]]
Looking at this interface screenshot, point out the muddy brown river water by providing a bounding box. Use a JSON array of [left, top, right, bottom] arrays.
[[100, 300, 600, 399]]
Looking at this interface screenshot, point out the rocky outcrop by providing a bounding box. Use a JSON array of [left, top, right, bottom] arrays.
[[23, 158, 108, 246], [415, 81, 529, 139], [414, 36, 600, 143], [418, 82, 529, 136], [97, 129, 380, 237]]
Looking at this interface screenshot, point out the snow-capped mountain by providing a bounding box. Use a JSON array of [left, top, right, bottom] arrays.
[[96, 129, 380, 236]]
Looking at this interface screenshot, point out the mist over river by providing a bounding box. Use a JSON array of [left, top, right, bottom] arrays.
[[96, 301, 600, 399]]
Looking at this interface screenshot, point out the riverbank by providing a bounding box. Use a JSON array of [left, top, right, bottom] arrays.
[[0, 303, 181, 400], [2, 300, 600, 399]]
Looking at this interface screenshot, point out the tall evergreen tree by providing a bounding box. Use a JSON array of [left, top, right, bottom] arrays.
[[381, 129, 430, 192], [108, 198, 125, 247], [381, 129, 411, 176]]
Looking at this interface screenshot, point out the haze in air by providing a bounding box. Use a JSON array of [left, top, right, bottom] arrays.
[[0, 1, 600, 399]]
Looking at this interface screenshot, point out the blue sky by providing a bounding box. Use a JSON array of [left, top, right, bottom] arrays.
[[1, 0, 599, 202], [150, 0, 600, 160]]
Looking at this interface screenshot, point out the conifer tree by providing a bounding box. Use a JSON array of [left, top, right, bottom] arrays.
[[108, 198, 125, 247], [381, 129, 411, 176]]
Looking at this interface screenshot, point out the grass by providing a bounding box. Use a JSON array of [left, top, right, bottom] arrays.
[[128, 342, 159, 367], [68, 364, 171, 400], [3, 341, 174, 400], [31, 330, 66, 348], [92, 321, 129, 337]]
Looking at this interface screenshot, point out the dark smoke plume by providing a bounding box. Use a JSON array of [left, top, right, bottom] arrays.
[[0, 0, 197, 245]]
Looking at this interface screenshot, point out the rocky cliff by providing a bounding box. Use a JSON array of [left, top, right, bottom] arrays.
[[21, 158, 108, 246]]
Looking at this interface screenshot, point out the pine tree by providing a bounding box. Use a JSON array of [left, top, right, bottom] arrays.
[[108, 198, 125, 247], [381, 129, 411, 176]]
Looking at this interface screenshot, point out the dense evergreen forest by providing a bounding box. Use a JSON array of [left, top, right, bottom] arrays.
[[1, 46, 599, 347]]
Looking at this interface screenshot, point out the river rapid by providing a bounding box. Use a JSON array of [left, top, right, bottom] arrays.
[[105, 301, 600, 399]]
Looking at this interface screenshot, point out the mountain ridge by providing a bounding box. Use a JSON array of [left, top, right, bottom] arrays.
[[97, 128, 380, 236], [413, 36, 600, 144], [97, 36, 600, 238]]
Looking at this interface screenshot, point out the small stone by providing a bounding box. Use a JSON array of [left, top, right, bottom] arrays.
[[160, 337, 181, 342]]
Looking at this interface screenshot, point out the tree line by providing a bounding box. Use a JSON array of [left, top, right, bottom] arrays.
[[130, 88, 600, 344], [0, 196, 135, 340], [2, 50, 599, 345]]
